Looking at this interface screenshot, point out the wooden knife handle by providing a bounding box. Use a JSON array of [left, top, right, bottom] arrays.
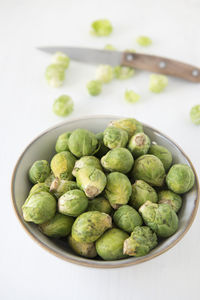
[[122, 52, 200, 82]]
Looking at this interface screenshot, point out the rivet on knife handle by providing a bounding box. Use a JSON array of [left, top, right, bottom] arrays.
[[122, 52, 200, 83]]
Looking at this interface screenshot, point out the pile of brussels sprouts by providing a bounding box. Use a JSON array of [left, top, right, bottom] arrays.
[[22, 118, 195, 260]]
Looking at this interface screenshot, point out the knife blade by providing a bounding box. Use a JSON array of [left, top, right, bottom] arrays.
[[38, 46, 200, 82]]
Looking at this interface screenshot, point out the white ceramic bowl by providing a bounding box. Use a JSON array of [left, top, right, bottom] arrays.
[[11, 115, 199, 268]]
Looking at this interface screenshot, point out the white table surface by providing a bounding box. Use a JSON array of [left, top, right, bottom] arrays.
[[1, 0, 200, 299]]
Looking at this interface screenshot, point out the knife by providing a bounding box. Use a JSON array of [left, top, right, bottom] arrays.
[[38, 46, 200, 82]]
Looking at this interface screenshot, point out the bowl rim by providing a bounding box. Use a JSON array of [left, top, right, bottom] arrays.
[[11, 114, 200, 268]]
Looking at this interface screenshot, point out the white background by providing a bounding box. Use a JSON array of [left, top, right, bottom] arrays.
[[1, 0, 200, 299]]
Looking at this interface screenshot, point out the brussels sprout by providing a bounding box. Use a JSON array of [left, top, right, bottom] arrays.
[[50, 151, 76, 180], [68, 235, 97, 258], [45, 64, 65, 87], [29, 183, 50, 196], [96, 228, 129, 260], [113, 205, 143, 233], [103, 127, 128, 149], [114, 66, 135, 80], [44, 173, 55, 188], [51, 52, 70, 69], [53, 95, 74, 117], [130, 180, 158, 209], [39, 213, 74, 237], [29, 160, 50, 184], [109, 118, 143, 138], [72, 156, 102, 177], [128, 133, 150, 158], [149, 74, 168, 93], [50, 178, 77, 198], [95, 65, 113, 83], [124, 226, 157, 257], [104, 44, 116, 50], [76, 166, 107, 198], [90, 19, 113, 36], [55, 132, 71, 152], [22, 192, 56, 224], [87, 80, 102, 96], [68, 129, 99, 157], [148, 144, 172, 171], [136, 36, 152, 46], [87, 197, 112, 215], [72, 211, 112, 243], [95, 132, 110, 158], [132, 154, 166, 187], [158, 190, 182, 213], [104, 172, 132, 209], [101, 148, 134, 174], [139, 201, 179, 238], [166, 164, 195, 194], [190, 104, 200, 125], [58, 189, 88, 217], [124, 90, 140, 103]]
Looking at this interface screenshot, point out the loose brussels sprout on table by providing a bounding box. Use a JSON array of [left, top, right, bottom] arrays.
[[136, 35, 152, 46], [90, 19, 113, 36], [53, 95, 74, 117], [190, 104, 200, 125], [45, 64, 66, 88], [22, 117, 195, 261], [87, 80, 102, 96], [124, 90, 140, 103], [149, 74, 168, 93], [95, 65, 113, 84]]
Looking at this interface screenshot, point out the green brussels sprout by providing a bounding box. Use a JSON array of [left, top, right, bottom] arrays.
[[109, 118, 143, 138], [76, 166, 107, 198], [114, 66, 135, 80], [148, 144, 172, 171], [104, 44, 116, 50], [53, 95, 74, 117], [124, 90, 140, 103], [190, 104, 200, 125], [130, 180, 158, 209], [104, 172, 132, 209], [68, 129, 99, 158], [158, 190, 182, 213], [58, 189, 88, 217], [132, 154, 166, 187], [166, 164, 195, 194], [50, 151, 76, 180], [29, 160, 50, 184], [45, 64, 65, 88], [103, 127, 128, 149], [123, 226, 157, 257], [29, 183, 49, 196], [72, 156, 102, 177], [113, 205, 143, 233], [55, 132, 71, 152], [95, 65, 113, 83], [72, 211, 112, 243], [90, 19, 113, 36], [87, 80, 102, 96], [39, 213, 74, 238], [22, 191, 56, 224], [50, 178, 77, 198], [139, 201, 179, 238], [101, 148, 134, 174], [128, 133, 150, 158], [87, 197, 112, 215], [68, 235, 97, 258], [95, 132, 110, 158], [136, 36, 152, 46], [44, 173, 55, 188], [96, 228, 129, 260], [149, 74, 168, 93], [51, 52, 70, 69]]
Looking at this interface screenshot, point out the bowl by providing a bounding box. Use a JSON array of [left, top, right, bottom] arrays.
[[11, 115, 199, 268]]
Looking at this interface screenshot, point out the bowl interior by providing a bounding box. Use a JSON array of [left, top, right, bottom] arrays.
[[12, 115, 199, 268]]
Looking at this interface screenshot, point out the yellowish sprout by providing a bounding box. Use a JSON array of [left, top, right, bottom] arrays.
[[124, 90, 140, 103], [45, 64, 65, 88], [87, 80, 102, 96], [114, 66, 135, 80], [136, 36, 152, 47], [190, 105, 200, 125], [90, 19, 113, 36], [53, 95, 74, 117], [149, 74, 168, 93], [51, 52, 70, 69], [95, 65, 113, 83]]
